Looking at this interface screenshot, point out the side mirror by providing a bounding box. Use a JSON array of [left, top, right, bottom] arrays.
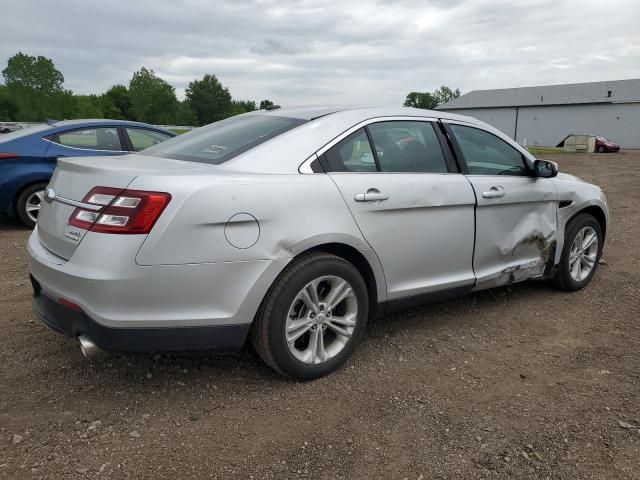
[[534, 159, 558, 178]]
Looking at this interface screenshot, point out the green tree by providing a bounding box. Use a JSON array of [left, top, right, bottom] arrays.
[[185, 74, 233, 126], [231, 100, 256, 115], [259, 99, 274, 109], [433, 85, 461, 106], [104, 84, 133, 120], [175, 100, 197, 126], [403, 92, 438, 110], [403, 86, 461, 110], [2, 52, 74, 120], [0, 85, 19, 120], [74, 94, 104, 118], [2, 52, 65, 94], [128, 67, 178, 124]]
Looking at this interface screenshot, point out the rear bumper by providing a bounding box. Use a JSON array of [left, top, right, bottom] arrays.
[[31, 275, 250, 353]]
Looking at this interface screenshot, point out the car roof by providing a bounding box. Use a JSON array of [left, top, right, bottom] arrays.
[[254, 105, 473, 122], [51, 119, 171, 130]]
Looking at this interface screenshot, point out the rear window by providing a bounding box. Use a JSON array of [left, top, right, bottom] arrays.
[[143, 114, 306, 165]]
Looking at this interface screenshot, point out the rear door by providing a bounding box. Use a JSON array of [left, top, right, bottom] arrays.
[[443, 121, 558, 288], [322, 118, 476, 300]]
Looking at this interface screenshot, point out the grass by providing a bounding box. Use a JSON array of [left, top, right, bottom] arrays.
[[527, 146, 567, 156], [168, 128, 190, 135]]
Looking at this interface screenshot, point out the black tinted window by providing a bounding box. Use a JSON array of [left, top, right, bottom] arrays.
[[451, 125, 527, 176], [144, 115, 305, 164], [323, 129, 377, 172], [368, 121, 447, 173]]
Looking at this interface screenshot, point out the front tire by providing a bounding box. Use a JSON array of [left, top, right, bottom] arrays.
[[251, 252, 369, 379], [553, 214, 603, 291], [16, 183, 48, 229], [597, 146, 605, 153]]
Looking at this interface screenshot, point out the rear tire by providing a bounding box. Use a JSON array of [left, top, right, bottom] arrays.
[[597, 146, 605, 153], [553, 214, 603, 291], [251, 252, 369, 380], [16, 183, 48, 229]]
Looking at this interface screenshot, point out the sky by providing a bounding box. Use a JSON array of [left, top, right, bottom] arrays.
[[1, 0, 639, 106]]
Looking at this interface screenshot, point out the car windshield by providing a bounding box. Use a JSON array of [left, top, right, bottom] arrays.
[[0, 124, 52, 142], [596, 136, 609, 142], [144, 114, 306, 165]]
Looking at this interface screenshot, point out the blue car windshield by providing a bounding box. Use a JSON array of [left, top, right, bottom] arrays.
[[0, 124, 53, 143], [143, 114, 306, 165]]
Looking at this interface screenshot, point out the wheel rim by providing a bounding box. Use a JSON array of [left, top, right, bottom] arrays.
[[285, 275, 358, 365], [568, 226, 598, 282], [25, 189, 45, 223]]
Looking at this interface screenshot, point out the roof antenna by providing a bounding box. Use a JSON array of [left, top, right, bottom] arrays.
[[45, 118, 59, 125]]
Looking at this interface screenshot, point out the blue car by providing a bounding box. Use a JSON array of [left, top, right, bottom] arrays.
[[0, 119, 175, 227]]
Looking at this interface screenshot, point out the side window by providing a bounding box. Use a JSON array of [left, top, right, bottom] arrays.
[[126, 128, 172, 152], [450, 125, 528, 176], [368, 121, 448, 173], [323, 128, 377, 172], [56, 128, 122, 151]]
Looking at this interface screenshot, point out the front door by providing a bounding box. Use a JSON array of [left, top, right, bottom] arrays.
[[322, 120, 477, 300], [445, 122, 558, 289]]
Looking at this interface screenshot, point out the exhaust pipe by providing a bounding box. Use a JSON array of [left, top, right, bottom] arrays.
[[78, 335, 100, 359]]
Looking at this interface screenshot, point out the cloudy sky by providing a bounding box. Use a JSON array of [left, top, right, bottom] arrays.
[[1, 0, 639, 105]]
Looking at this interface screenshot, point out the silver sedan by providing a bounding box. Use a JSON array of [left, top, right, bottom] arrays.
[[28, 106, 608, 379]]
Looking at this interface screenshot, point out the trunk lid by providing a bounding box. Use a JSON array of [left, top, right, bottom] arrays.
[[37, 154, 209, 259]]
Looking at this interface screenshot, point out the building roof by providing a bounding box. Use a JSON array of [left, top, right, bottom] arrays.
[[438, 78, 640, 110]]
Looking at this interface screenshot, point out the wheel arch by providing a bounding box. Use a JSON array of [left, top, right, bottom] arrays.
[[569, 205, 607, 240], [12, 178, 51, 215]]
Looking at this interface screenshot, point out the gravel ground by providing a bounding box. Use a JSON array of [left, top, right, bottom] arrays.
[[1, 151, 639, 479]]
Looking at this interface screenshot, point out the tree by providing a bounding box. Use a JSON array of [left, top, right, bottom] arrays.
[[0, 85, 19, 120], [2, 52, 74, 121], [128, 67, 178, 124], [403, 92, 438, 110], [231, 100, 256, 115], [2, 52, 65, 94], [259, 99, 274, 110], [185, 74, 233, 126], [104, 84, 133, 120], [433, 85, 461, 106], [175, 100, 197, 126]]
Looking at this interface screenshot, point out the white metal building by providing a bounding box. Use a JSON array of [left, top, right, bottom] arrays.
[[437, 79, 640, 149]]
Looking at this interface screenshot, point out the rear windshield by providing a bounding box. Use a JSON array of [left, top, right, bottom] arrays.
[[0, 124, 52, 142], [143, 114, 306, 165]]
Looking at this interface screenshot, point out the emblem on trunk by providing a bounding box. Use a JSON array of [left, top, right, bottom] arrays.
[[44, 188, 55, 203]]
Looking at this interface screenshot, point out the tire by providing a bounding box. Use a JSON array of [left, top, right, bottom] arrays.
[[597, 146, 605, 153], [553, 214, 603, 291], [251, 252, 369, 379], [16, 183, 48, 229]]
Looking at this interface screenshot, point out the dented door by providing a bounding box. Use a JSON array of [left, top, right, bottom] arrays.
[[468, 176, 558, 289]]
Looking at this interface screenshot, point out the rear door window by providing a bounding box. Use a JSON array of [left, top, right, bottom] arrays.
[[323, 129, 377, 172], [55, 127, 123, 151]]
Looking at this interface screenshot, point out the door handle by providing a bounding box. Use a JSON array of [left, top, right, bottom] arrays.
[[482, 186, 505, 198], [354, 188, 389, 202]]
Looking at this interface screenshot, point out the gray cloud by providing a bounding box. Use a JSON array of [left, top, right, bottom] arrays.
[[1, 0, 639, 106]]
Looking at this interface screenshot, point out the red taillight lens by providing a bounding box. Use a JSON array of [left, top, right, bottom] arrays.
[[0, 152, 20, 160], [69, 187, 171, 234]]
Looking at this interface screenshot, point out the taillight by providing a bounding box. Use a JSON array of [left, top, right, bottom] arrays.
[[0, 152, 20, 160], [69, 186, 171, 234]]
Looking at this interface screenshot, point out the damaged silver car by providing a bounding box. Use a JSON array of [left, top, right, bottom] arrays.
[[28, 106, 608, 379]]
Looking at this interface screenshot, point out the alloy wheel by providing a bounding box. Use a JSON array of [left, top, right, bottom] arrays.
[[25, 189, 45, 223], [568, 226, 598, 282], [285, 275, 358, 364]]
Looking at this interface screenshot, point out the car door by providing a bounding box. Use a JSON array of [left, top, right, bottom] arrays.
[[321, 118, 477, 301], [124, 127, 174, 152], [443, 121, 558, 289], [44, 126, 128, 160]]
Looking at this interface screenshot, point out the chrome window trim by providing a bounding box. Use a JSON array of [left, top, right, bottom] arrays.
[[43, 136, 128, 154]]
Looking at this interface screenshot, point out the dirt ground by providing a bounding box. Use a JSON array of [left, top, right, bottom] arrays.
[[1, 151, 639, 480]]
